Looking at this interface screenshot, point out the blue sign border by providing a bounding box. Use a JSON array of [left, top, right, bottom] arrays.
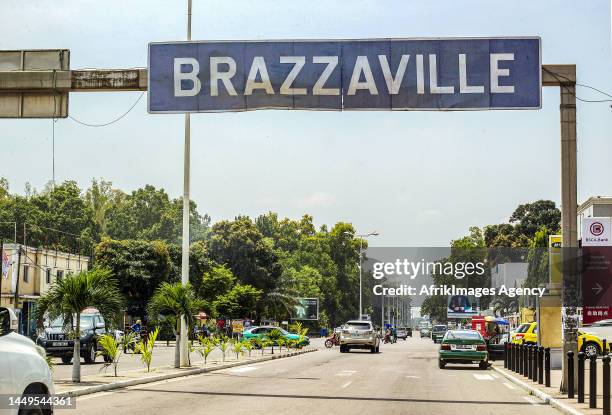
[[148, 37, 542, 113]]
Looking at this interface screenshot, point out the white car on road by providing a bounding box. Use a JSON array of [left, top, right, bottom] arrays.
[[0, 307, 55, 415]]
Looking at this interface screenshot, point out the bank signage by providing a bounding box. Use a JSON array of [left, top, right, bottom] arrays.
[[148, 37, 541, 113], [581, 217, 612, 318], [582, 217, 611, 246]]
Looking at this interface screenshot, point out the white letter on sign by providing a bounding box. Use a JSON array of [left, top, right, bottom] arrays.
[[174, 58, 201, 97], [280, 56, 306, 95], [378, 54, 410, 94], [490, 53, 515, 93], [210, 57, 237, 96], [429, 54, 454, 94], [459, 54, 484, 93], [348, 56, 378, 95], [245, 57, 275, 95], [416, 54, 425, 94], [313, 56, 339, 95]]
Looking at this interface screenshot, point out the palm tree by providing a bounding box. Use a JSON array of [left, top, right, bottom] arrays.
[[36, 268, 123, 383], [490, 295, 519, 317], [147, 282, 204, 368]]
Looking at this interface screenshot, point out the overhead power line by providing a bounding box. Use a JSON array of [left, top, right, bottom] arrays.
[[542, 67, 612, 103], [68, 91, 146, 127]]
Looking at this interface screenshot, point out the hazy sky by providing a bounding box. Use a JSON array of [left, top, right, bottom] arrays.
[[1, 0, 611, 246]]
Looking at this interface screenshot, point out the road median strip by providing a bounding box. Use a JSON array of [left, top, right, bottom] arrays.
[[56, 348, 317, 398]]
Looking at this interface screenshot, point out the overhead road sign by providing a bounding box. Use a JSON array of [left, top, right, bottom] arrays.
[[148, 37, 541, 113], [0, 49, 70, 118]]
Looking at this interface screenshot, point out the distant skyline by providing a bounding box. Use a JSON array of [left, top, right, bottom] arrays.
[[1, 0, 611, 246]]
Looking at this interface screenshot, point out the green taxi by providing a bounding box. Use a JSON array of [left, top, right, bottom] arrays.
[[438, 329, 488, 369]]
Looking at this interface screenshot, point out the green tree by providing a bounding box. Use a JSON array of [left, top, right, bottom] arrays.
[[35, 269, 124, 382], [105, 184, 209, 244], [199, 265, 235, 304], [147, 282, 204, 368], [208, 216, 282, 292], [509, 200, 561, 238], [213, 283, 262, 318], [95, 238, 172, 318]]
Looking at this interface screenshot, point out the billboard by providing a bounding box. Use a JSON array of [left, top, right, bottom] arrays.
[[447, 294, 480, 318], [293, 298, 319, 320], [549, 235, 562, 284], [148, 37, 541, 113], [582, 217, 612, 322]]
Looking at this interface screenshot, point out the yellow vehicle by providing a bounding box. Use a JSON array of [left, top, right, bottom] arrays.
[[578, 330, 612, 357], [511, 322, 537, 345], [512, 321, 611, 356]]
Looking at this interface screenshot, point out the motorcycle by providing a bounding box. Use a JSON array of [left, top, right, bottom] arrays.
[[324, 334, 340, 348]]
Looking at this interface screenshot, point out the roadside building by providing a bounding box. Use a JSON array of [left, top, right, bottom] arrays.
[[578, 196, 612, 239], [490, 262, 527, 290], [0, 243, 89, 337]]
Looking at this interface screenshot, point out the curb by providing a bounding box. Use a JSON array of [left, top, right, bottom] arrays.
[[56, 348, 317, 398], [491, 366, 583, 415]]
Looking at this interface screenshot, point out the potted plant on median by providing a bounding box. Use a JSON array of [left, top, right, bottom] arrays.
[[195, 335, 215, 365], [147, 282, 204, 368], [98, 332, 136, 377], [35, 268, 124, 383], [266, 329, 283, 354], [135, 327, 160, 372]]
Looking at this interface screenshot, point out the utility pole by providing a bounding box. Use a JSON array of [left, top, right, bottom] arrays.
[[380, 285, 384, 327], [179, 0, 192, 367], [345, 231, 378, 319], [13, 245, 21, 331]]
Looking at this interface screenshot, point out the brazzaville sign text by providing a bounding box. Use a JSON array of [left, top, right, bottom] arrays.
[[148, 37, 541, 113]]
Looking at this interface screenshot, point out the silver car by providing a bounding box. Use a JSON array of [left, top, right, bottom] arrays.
[[339, 320, 380, 353]]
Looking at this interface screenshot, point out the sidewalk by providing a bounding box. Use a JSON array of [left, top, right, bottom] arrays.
[[54, 346, 317, 397], [492, 359, 609, 415]]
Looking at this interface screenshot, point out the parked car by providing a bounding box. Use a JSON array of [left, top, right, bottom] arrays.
[[511, 322, 537, 345], [486, 332, 510, 361], [36, 307, 107, 364], [431, 325, 448, 343], [578, 326, 612, 356], [439, 329, 489, 369], [0, 307, 55, 415], [241, 326, 310, 347], [339, 320, 380, 353]]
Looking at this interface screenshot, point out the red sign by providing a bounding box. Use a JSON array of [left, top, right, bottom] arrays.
[[583, 306, 612, 325]]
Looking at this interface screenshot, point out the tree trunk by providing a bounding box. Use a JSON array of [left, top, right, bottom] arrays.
[[174, 317, 181, 368], [72, 312, 81, 382]]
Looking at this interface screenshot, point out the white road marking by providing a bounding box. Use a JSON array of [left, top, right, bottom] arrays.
[[335, 370, 357, 377], [523, 396, 540, 405], [502, 382, 516, 390], [341, 381, 353, 388], [229, 366, 259, 373], [405, 375, 421, 379], [491, 373, 500, 379], [472, 374, 494, 380]]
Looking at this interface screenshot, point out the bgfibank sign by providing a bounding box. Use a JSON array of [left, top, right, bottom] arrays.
[[582, 217, 612, 246], [148, 37, 541, 113]]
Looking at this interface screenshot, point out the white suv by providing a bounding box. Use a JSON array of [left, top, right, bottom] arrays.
[[0, 307, 55, 415], [339, 320, 380, 353]]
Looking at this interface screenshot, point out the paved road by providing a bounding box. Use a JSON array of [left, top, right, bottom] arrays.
[[62, 336, 560, 415]]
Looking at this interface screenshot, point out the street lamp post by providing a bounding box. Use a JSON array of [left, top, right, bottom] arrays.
[[344, 231, 378, 320], [179, 0, 192, 367]]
